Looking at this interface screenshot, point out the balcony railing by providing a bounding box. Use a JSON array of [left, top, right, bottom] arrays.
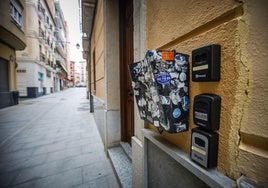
[[38, 2, 46, 19], [39, 28, 45, 38], [40, 53, 46, 62], [55, 42, 66, 58], [55, 53, 66, 69]]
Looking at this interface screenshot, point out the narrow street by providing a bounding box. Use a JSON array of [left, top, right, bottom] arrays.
[[0, 88, 119, 188]]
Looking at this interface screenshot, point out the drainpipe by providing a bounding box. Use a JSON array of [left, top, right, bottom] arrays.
[[87, 48, 94, 113]]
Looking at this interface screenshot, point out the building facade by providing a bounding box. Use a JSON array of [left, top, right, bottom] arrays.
[[0, 0, 26, 108], [82, 0, 268, 187], [75, 61, 87, 86], [69, 61, 75, 87], [54, 0, 68, 91], [16, 0, 68, 98]]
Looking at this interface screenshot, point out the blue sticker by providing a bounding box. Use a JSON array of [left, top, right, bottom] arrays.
[[182, 96, 190, 111], [179, 72, 187, 81], [173, 108, 181, 118], [156, 73, 171, 85], [148, 51, 154, 57], [175, 54, 186, 65], [175, 54, 185, 61]]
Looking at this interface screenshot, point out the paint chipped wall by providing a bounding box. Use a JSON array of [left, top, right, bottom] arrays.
[[146, 0, 268, 185]]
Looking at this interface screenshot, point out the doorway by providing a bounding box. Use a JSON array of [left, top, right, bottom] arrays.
[[119, 0, 134, 144], [0, 58, 9, 92]]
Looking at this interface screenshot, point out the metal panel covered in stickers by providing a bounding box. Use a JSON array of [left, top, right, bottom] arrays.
[[129, 50, 189, 133]]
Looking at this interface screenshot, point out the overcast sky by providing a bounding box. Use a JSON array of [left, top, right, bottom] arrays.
[[59, 0, 83, 62]]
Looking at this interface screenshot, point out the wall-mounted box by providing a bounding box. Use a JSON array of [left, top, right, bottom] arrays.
[[129, 50, 189, 133], [192, 44, 221, 82], [193, 93, 221, 131], [190, 127, 219, 168]]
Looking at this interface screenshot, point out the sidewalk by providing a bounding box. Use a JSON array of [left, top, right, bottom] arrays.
[[0, 88, 119, 188]]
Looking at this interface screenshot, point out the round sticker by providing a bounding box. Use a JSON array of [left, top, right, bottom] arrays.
[[148, 51, 154, 57], [175, 54, 186, 65], [156, 73, 171, 85], [173, 108, 181, 118], [179, 72, 187, 81]]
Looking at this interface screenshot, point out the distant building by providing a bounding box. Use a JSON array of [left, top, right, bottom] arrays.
[[64, 21, 71, 87], [15, 0, 69, 98], [54, 0, 69, 91], [75, 61, 87, 86], [0, 0, 26, 108], [69, 61, 75, 87]]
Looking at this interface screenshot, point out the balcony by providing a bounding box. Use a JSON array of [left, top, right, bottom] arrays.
[[55, 42, 66, 58], [55, 53, 67, 72], [56, 66, 67, 78], [39, 28, 45, 42], [40, 53, 46, 63], [82, 35, 89, 52], [48, 24, 53, 35], [37, 2, 46, 19], [48, 43, 54, 53]]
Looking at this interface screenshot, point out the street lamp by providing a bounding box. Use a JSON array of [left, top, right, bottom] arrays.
[[76, 43, 80, 50]]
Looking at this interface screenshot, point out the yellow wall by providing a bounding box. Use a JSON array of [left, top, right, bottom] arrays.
[[0, 43, 17, 91], [146, 0, 267, 185], [91, 0, 105, 100], [236, 0, 268, 185]]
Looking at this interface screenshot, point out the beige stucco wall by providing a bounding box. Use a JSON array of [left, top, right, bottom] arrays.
[[91, 0, 105, 100], [16, 0, 39, 60], [236, 0, 268, 185], [90, 0, 121, 149], [146, 0, 267, 185]]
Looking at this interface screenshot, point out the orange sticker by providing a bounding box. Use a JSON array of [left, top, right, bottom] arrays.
[[162, 51, 174, 61]]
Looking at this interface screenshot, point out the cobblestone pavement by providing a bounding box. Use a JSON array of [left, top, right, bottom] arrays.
[[0, 88, 119, 188]]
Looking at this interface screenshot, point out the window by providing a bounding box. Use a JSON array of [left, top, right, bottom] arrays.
[[10, 0, 23, 27], [17, 69, 26, 73], [46, 16, 49, 25]]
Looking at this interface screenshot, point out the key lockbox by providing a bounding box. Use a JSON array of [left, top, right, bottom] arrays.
[[193, 93, 221, 131], [191, 127, 219, 168], [192, 44, 221, 82]]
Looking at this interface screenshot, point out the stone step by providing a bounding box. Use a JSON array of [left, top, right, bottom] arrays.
[[120, 141, 132, 161], [108, 146, 132, 188]]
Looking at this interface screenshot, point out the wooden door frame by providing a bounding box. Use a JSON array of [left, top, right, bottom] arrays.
[[119, 0, 134, 143]]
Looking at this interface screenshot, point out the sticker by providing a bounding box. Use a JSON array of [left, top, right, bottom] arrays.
[[179, 72, 187, 81], [193, 64, 209, 71], [156, 73, 171, 85], [195, 111, 208, 121], [191, 145, 206, 156], [182, 96, 190, 111], [148, 51, 154, 57], [173, 108, 181, 118], [175, 123, 186, 132], [162, 51, 174, 61], [175, 54, 186, 65]]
